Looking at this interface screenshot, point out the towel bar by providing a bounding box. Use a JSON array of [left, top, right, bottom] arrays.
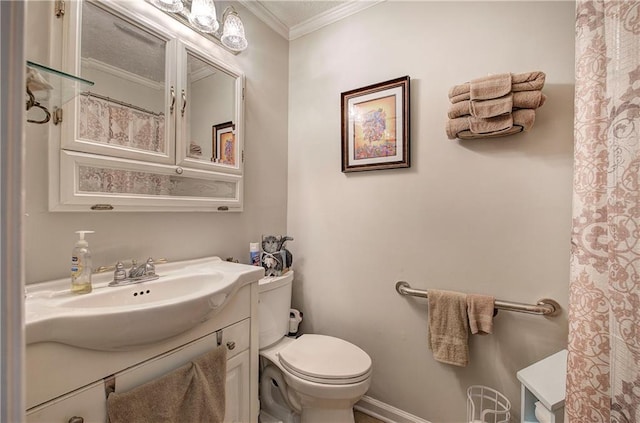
[[395, 281, 560, 316]]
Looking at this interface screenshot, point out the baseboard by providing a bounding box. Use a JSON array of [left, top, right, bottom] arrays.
[[354, 396, 431, 423]]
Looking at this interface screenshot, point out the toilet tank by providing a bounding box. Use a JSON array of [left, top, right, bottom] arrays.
[[258, 271, 294, 349]]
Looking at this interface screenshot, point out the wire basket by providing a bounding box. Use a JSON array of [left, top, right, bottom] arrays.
[[466, 385, 511, 423]]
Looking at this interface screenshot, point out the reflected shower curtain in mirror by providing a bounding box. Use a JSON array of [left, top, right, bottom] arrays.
[[567, 1, 640, 422]]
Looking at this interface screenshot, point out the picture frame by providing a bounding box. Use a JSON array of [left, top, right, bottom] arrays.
[[212, 121, 236, 166], [341, 76, 410, 172]]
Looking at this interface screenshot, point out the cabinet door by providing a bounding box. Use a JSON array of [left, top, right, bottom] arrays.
[[225, 349, 251, 423], [60, 0, 176, 164], [175, 41, 244, 175]]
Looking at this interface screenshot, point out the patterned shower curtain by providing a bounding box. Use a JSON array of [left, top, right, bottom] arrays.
[[567, 1, 640, 422]]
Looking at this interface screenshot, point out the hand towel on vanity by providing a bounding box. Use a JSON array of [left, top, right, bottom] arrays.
[[107, 345, 227, 423], [427, 289, 469, 367], [466, 294, 495, 335]]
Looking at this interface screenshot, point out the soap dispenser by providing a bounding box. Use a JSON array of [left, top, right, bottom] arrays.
[[71, 230, 94, 294]]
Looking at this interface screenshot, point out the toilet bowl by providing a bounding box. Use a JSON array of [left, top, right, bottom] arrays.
[[258, 272, 372, 423]]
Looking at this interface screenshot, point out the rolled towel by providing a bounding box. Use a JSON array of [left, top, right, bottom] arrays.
[[470, 93, 513, 118], [469, 114, 513, 134], [467, 294, 495, 335], [512, 71, 546, 92], [446, 115, 514, 139], [448, 71, 546, 103], [513, 90, 546, 109], [448, 91, 546, 119], [470, 73, 511, 101], [427, 289, 469, 367], [447, 101, 470, 119], [513, 108, 536, 131], [446, 116, 470, 139]]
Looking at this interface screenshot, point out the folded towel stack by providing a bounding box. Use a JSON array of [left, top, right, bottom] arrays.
[[446, 71, 546, 140]]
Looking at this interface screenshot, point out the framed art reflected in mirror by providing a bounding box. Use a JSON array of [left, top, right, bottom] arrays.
[[212, 121, 236, 166]]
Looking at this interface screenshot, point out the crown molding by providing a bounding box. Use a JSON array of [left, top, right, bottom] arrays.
[[289, 1, 384, 40], [237, 0, 289, 40], [238, 0, 385, 41]]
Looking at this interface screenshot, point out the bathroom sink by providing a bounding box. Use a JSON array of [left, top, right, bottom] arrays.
[[25, 256, 264, 351]]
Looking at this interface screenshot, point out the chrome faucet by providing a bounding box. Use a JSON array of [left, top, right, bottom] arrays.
[[108, 257, 159, 287]]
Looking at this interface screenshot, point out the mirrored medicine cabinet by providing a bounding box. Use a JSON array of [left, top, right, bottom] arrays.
[[49, 0, 245, 211]]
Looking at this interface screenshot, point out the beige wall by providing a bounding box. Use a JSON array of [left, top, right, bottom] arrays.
[[24, 1, 289, 284], [287, 2, 574, 421]]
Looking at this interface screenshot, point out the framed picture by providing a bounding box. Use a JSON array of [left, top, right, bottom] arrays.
[[341, 76, 410, 172], [212, 121, 236, 166]]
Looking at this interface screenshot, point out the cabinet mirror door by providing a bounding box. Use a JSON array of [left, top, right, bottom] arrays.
[[176, 44, 243, 175], [61, 1, 175, 164]]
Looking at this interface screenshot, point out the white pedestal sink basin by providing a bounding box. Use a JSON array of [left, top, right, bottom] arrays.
[[25, 256, 264, 351]]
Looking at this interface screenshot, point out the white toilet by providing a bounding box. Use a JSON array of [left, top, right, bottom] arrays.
[[258, 271, 372, 423]]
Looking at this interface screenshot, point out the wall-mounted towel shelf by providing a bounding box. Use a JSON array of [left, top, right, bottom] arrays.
[[26, 60, 94, 124], [395, 281, 560, 316]]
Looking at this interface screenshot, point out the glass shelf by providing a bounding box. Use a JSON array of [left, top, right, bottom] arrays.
[[26, 61, 94, 123]]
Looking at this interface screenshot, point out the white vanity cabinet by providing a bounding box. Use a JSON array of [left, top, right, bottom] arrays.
[[50, 0, 244, 212], [26, 282, 259, 423]]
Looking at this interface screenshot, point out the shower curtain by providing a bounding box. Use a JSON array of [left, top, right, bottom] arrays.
[[567, 1, 640, 422]]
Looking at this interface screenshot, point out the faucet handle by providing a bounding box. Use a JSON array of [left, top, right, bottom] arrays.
[[113, 261, 126, 282], [144, 257, 156, 276]]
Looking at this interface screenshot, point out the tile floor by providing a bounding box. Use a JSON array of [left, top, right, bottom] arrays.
[[354, 410, 385, 423]]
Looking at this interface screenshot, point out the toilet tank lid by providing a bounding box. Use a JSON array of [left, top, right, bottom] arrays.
[[258, 271, 294, 293], [278, 334, 372, 382]]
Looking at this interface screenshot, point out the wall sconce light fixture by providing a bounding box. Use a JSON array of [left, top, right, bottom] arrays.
[[150, 0, 248, 52]]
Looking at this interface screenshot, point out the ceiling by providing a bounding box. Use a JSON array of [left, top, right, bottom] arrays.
[[238, 0, 384, 40]]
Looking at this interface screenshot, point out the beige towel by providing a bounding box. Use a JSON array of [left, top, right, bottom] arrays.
[[511, 71, 546, 92], [513, 108, 536, 131], [447, 115, 512, 139], [428, 289, 469, 367], [470, 73, 511, 101], [513, 91, 547, 109], [448, 91, 545, 119], [469, 114, 513, 134], [448, 71, 546, 103], [107, 345, 227, 423], [470, 93, 513, 118], [467, 294, 495, 335]]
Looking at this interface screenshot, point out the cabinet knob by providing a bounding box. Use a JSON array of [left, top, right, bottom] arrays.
[[68, 417, 84, 423], [175, 167, 183, 175], [226, 341, 236, 350]]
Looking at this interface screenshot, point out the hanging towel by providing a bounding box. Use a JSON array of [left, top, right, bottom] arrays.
[[470, 93, 513, 118], [107, 345, 227, 423], [467, 294, 495, 335], [469, 73, 512, 101], [427, 289, 469, 367]]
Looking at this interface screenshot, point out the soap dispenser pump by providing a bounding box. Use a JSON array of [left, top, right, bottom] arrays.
[[71, 230, 94, 294]]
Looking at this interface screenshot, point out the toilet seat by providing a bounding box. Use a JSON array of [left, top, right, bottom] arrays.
[[277, 334, 372, 385]]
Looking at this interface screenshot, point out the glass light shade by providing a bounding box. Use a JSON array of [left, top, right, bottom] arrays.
[[188, 0, 219, 33], [150, 0, 183, 13], [221, 12, 248, 51]]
